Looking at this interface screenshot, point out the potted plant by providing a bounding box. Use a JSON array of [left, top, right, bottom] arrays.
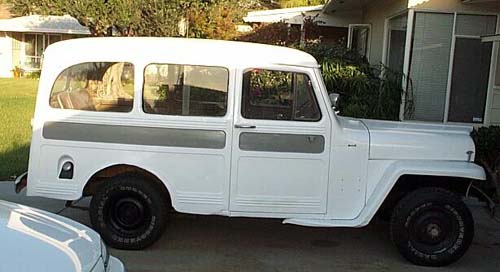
[[11, 66, 24, 78]]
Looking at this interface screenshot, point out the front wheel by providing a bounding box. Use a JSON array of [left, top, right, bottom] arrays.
[[390, 187, 474, 267], [89, 174, 170, 250]]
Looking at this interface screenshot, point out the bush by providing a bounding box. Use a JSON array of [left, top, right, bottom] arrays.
[[25, 71, 41, 79], [471, 126, 500, 202], [297, 41, 412, 121]]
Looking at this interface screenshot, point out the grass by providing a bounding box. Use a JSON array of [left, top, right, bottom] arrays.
[[0, 78, 38, 180]]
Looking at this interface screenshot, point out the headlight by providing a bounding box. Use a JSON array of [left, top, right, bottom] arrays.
[[101, 239, 110, 268]]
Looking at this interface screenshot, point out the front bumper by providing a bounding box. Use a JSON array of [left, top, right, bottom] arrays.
[[107, 256, 126, 272], [92, 256, 125, 272]]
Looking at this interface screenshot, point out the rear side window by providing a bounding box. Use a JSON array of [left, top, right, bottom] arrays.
[[242, 69, 321, 121], [143, 64, 229, 117], [49, 62, 134, 112]]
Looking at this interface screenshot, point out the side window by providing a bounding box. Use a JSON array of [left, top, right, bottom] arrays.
[[143, 64, 228, 117], [50, 62, 134, 112], [242, 69, 321, 121]]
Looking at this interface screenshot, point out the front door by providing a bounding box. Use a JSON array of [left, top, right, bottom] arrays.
[[230, 67, 331, 214]]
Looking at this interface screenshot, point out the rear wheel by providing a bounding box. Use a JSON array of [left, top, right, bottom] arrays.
[[390, 187, 474, 267], [89, 174, 169, 250]]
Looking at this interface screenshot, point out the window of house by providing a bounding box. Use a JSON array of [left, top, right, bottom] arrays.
[[242, 69, 321, 121], [408, 12, 454, 122], [24, 33, 62, 70], [49, 62, 134, 112], [348, 24, 371, 59], [143, 64, 229, 117], [386, 14, 408, 74], [404, 12, 497, 123]]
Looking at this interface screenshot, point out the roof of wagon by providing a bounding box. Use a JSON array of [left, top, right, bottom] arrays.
[[43, 37, 319, 69]]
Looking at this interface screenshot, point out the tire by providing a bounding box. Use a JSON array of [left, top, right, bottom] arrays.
[[390, 187, 474, 267], [89, 173, 170, 250]]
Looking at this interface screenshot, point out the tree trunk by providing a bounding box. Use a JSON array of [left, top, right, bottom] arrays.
[[103, 63, 125, 98]]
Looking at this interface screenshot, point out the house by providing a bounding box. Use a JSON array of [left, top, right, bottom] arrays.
[[0, 14, 89, 77], [247, 0, 500, 126], [244, 5, 349, 44]]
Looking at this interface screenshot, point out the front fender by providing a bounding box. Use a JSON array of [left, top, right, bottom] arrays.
[[357, 160, 485, 227]]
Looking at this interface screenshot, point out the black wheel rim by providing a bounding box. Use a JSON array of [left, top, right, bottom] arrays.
[[407, 204, 461, 254], [104, 192, 152, 237]]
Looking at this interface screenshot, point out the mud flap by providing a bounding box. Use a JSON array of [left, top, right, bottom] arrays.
[[14, 172, 28, 193]]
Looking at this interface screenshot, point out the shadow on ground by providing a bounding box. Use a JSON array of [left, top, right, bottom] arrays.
[[0, 143, 30, 180]]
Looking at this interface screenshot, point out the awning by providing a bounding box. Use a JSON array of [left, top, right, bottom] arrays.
[[0, 15, 90, 35]]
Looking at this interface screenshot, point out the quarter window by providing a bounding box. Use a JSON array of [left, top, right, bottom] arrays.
[[242, 69, 321, 121], [143, 64, 229, 117], [49, 62, 134, 112]]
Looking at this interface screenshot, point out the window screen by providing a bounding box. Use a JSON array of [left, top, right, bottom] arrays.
[[456, 15, 497, 36], [408, 12, 454, 122], [448, 39, 492, 123], [143, 64, 228, 117], [242, 69, 321, 121], [49, 62, 134, 112]]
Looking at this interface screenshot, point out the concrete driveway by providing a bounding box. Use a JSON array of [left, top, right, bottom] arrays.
[[0, 182, 499, 272]]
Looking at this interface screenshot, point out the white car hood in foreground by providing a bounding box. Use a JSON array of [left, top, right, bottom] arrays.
[[361, 119, 475, 161], [0, 200, 101, 272]]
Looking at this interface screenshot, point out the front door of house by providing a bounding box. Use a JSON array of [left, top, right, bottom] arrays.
[[229, 66, 331, 214]]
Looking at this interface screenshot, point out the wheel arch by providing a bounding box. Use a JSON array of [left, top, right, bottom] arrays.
[[82, 163, 174, 206], [359, 160, 486, 226]]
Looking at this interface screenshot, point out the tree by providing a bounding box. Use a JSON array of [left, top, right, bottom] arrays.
[[181, 0, 259, 40], [7, 0, 184, 37]]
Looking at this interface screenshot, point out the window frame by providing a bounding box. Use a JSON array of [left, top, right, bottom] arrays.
[[240, 67, 323, 122], [382, 9, 499, 125], [48, 61, 136, 113], [347, 24, 372, 61], [141, 62, 231, 118]]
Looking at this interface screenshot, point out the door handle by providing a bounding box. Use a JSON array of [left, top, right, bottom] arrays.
[[235, 124, 257, 129]]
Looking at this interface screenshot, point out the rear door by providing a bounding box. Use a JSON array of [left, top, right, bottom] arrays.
[[230, 66, 331, 214]]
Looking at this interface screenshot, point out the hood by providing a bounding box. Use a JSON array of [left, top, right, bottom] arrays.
[[361, 119, 476, 161], [0, 200, 101, 272]]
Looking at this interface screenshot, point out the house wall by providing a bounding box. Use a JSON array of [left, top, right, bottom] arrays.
[[0, 31, 12, 77]]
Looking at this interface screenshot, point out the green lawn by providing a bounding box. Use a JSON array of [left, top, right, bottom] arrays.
[[0, 78, 38, 180]]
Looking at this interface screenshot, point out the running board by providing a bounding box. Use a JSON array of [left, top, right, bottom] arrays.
[[283, 218, 363, 228]]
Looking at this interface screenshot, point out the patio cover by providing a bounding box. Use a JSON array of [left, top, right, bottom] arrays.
[[0, 15, 89, 35]]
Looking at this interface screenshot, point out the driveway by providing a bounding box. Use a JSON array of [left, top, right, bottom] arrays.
[[0, 182, 499, 272]]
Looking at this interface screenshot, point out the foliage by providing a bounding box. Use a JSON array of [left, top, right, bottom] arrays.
[[25, 70, 41, 79], [7, 0, 185, 37], [295, 41, 412, 121], [238, 22, 300, 46], [184, 0, 248, 40], [471, 126, 500, 202], [278, 0, 327, 8]]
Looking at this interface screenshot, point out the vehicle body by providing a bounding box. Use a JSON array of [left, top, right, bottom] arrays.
[[23, 37, 487, 266], [0, 199, 124, 272]]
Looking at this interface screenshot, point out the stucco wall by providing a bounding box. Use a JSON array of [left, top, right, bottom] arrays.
[[0, 31, 12, 77]]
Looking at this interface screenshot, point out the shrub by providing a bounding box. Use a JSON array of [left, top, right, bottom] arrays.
[[25, 70, 41, 79], [298, 41, 412, 121], [471, 126, 500, 202]]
